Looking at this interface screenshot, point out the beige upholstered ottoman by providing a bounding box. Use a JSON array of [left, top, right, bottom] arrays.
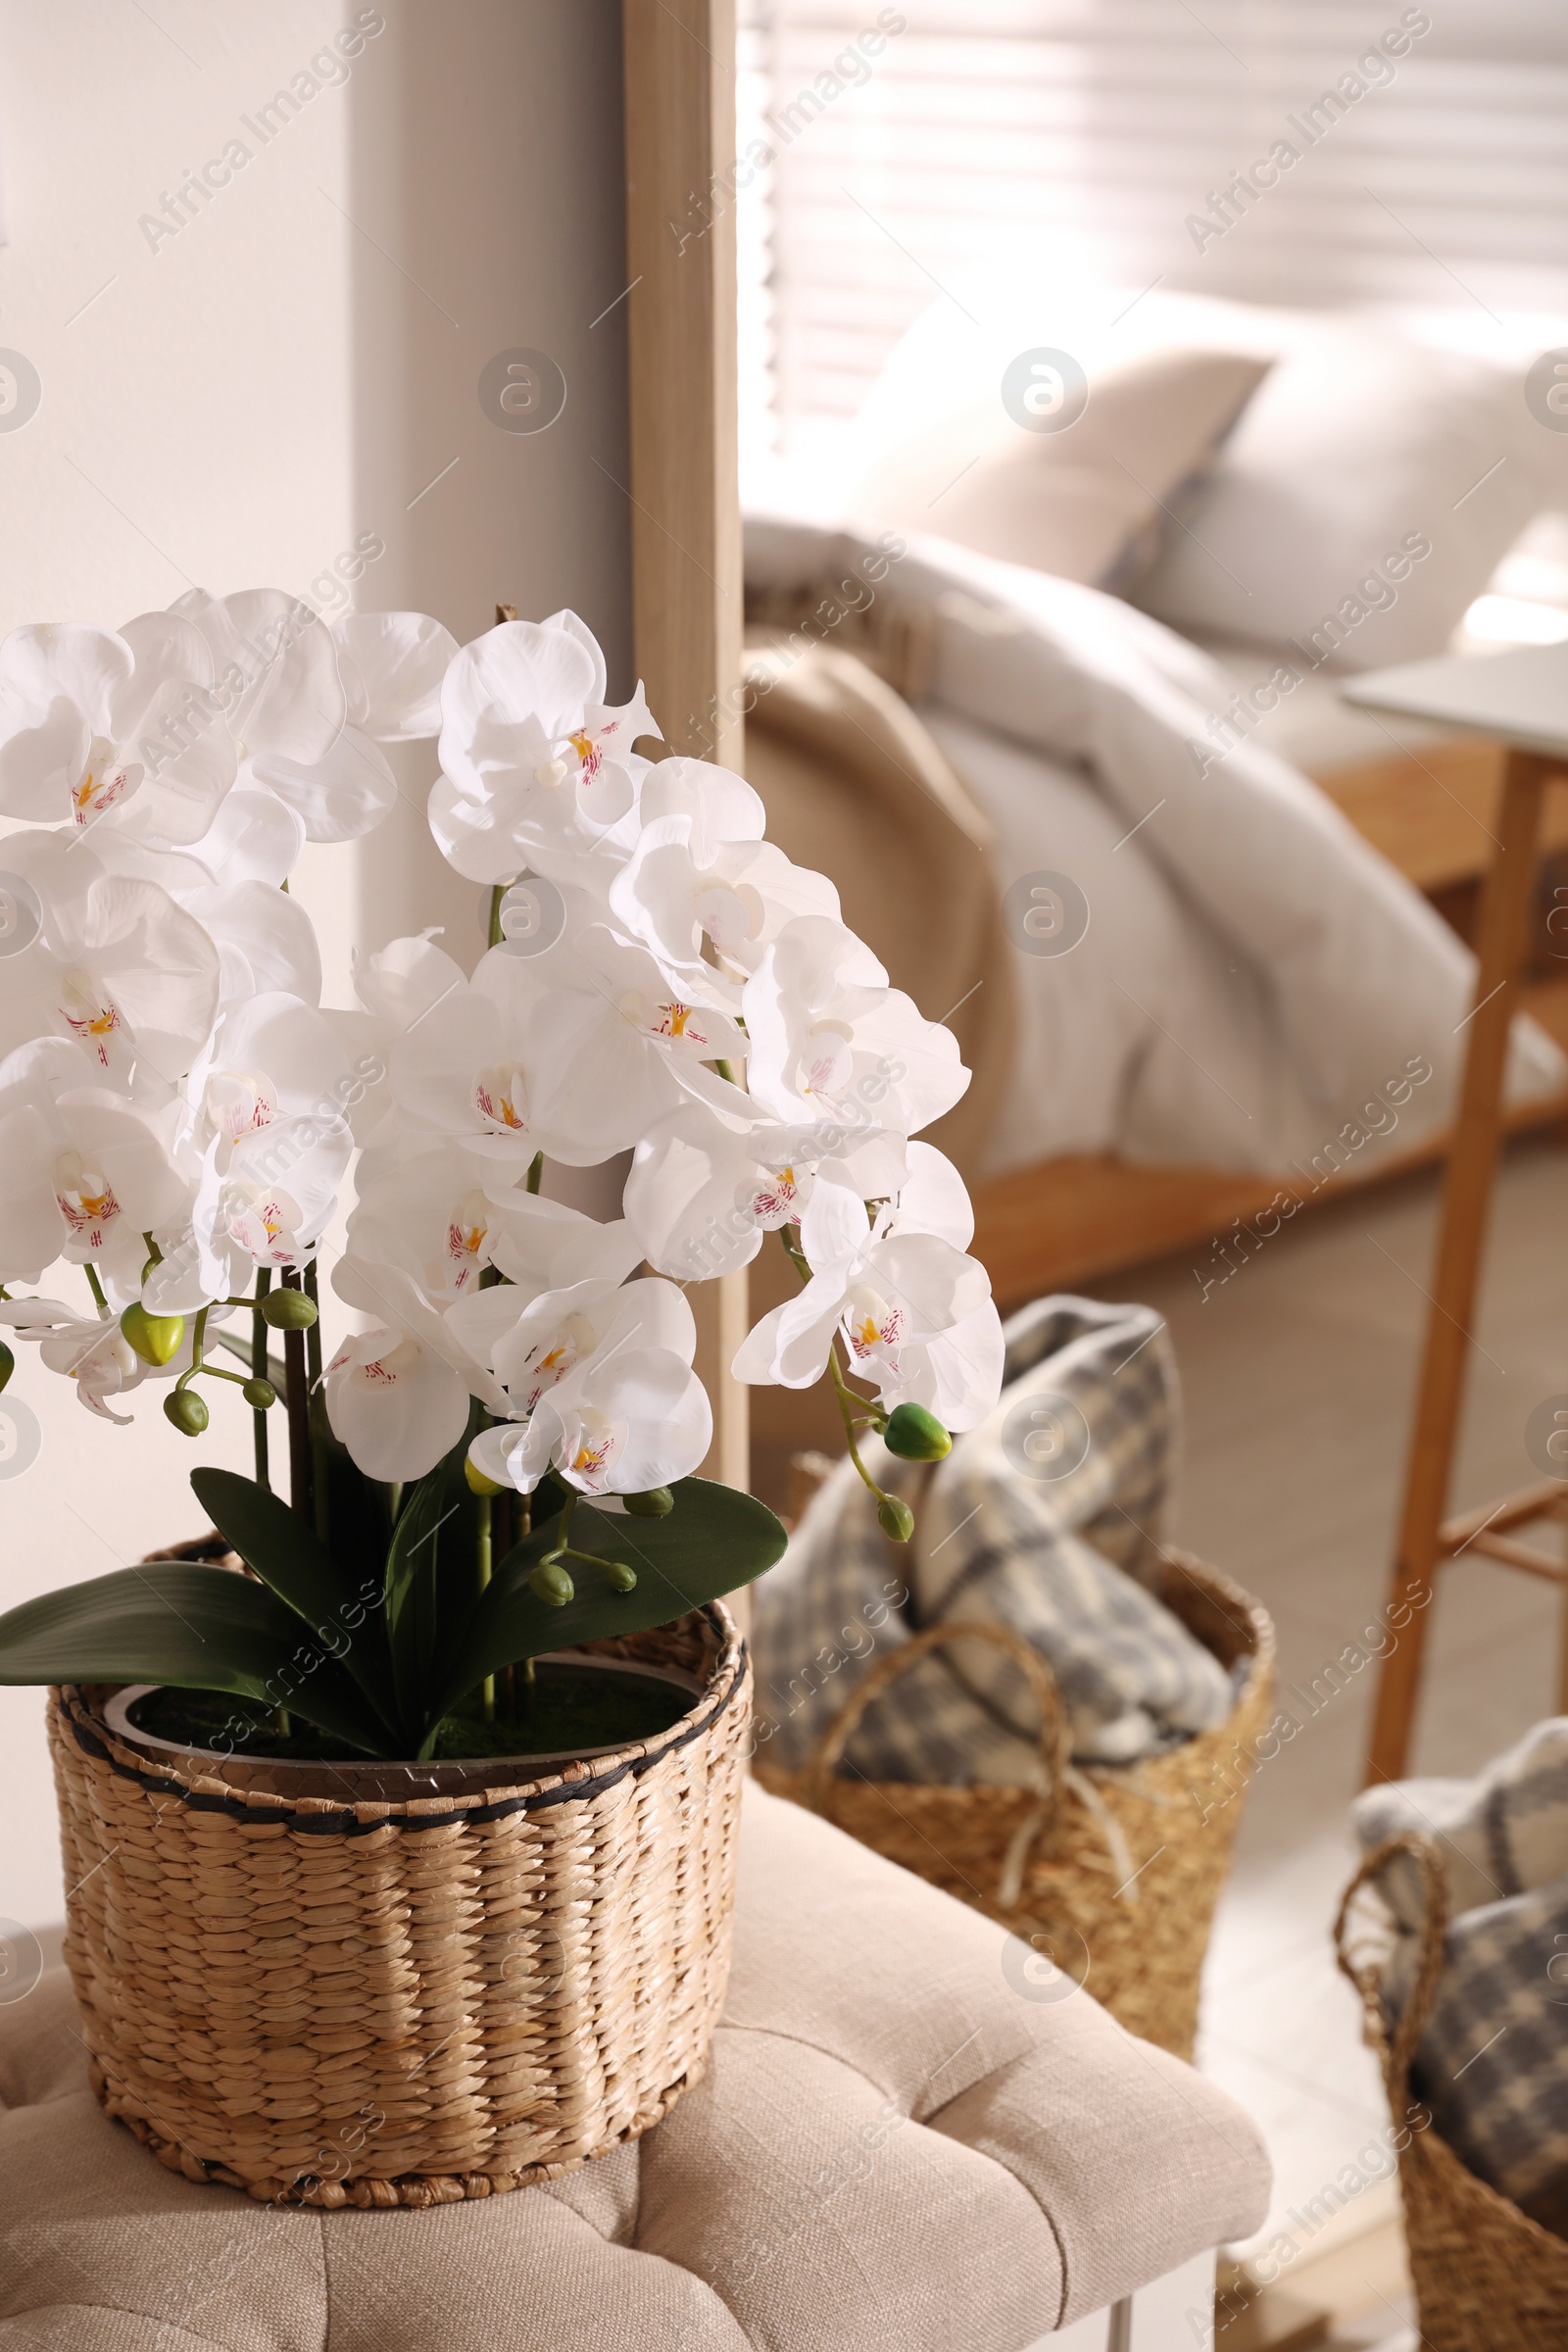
[[0, 1783, 1268, 2349]]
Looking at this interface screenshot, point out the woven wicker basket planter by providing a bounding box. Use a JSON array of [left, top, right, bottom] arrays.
[[758, 1550, 1273, 2059], [48, 1602, 749, 2208], [1336, 1834, 1568, 2351]]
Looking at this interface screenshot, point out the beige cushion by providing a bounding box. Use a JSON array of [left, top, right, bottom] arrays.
[[0, 1783, 1268, 2348], [847, 347, 1270, 587]]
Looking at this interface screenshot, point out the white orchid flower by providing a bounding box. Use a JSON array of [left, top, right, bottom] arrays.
[[607, 797, 839, 1012], [150, 989, 375, 1311], [189, 878, 323, 1007], [173, 589, 440, 846], [189, 1111, 353, 1302], [456, 1275, 710, 1497], [429, 612, 655, 885], [241, 729, 402, 847], [742, 913, 968, 1139], [479, 923, 749, 1165], [348, 1143, 643, 1304], [182, 786, 306, 892], [324, 1254, 505, 1482], [171, 588, 346, 766], [0, 1297, 145, 1423], [0, 612, 237, 847], [0, 1293, 227, 1423], [386, 963, 555, 1167], [354, 929, 466, 1031], [330, 612, 459, 742], [345, 1144, 502, 1301], [181, 991, 375, 1165], [0, 833, 220, 1089], [0, 1038, 192, 1286], [732, 1147, 1003, 1432], [624, 1099, 908, 1282], [485, 1188, 644, 1297]]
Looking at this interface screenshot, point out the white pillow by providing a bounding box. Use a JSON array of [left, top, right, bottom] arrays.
[[1134, 325, 1544, 667], [846, 345, 1269, 589]]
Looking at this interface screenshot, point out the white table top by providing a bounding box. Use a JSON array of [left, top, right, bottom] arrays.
[[1342, 643, 1568, 760]]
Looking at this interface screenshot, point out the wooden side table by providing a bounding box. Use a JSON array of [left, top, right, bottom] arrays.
[[1343, 648, 1568, 1785]]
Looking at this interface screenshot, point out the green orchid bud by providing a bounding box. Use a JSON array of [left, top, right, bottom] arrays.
[[465, 1457, 505, 1496], [164, 1388, 210, 1437], [120, 1302, 186, 1368], [623, 1486, 673, 1518], [529, 1560, 575, 1606], [602, 1558, 638, 1592], [876, 1494, 914, 1544], [242, 1378, 276, 1410], [883, 1402, 953, 1462], [261, 1288, 318, 1331], [0, 1340, 13, 1396]]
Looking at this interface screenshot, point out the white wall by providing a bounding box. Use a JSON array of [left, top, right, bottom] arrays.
[[0, 0, 633, 1928]]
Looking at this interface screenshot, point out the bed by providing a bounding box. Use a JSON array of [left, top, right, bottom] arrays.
[[736, 287, 1568, 1490]]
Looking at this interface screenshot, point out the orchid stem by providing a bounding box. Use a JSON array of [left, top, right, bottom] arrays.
[[488, 884, 506, 950], [526, 1151, 543, 1196], [304, 1258, 328, 1548], [280, 1268, 313, 1525], [778, 1233, 892, 1500], [84, 1263, 109, 1315], [543, 1495, 585, 1571], [477, 1492, 495, 1722], [828, 1344, 890, 1503], [516, 1493, 533, 1701], [253, 1268, 271, 1490], [175, 1306, 210, 1390]]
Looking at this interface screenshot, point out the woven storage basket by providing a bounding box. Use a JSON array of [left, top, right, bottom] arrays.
[[49, 1601, 749, 2208], [1335, 1833, 1568, 2351], [757, 1549, 1272, 2059]]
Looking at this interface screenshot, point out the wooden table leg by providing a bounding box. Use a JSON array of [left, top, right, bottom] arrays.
[[1365, 750, 1548, 1787]]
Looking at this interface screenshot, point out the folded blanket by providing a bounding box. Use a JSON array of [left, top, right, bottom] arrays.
[[1352, 1720, 1568, 2236], [1351, 1717, 1568, 1928], [1383, 1876, 1568, 2237], [751, 1296, 1235, 1779]]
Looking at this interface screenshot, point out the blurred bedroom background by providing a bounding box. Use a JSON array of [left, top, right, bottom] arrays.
[[727, 10, 1568, 2345]]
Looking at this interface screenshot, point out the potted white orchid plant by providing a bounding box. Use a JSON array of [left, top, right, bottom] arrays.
[[0, 586, 1004, 2202]]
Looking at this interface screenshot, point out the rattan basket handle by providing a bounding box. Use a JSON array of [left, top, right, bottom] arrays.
[[801, 1618, 1072, 1826], [1333, 1831, 1449, 2089]]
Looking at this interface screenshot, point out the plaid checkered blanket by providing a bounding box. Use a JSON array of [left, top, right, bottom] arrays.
[[751, 1296, 1237, 1783], [1352, 1719, 1568, 2236], [1352, 1717, 1568, 1928]]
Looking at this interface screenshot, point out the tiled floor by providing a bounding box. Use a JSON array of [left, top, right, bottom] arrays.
[[1087, 1132, 1568, 2344]]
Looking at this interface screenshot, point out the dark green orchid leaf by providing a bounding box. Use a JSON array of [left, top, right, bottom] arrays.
[[0, 1562, 392, 1755], [190, 1467, 399, 1735], [425, 1477, 786, 1739]]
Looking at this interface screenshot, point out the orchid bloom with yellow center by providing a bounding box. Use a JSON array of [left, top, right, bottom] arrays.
[[473, 1065, 530, 1134], [71, 736, 144, 828], [53, 1153, 122, 1244], [58, 970, 124, 1070]]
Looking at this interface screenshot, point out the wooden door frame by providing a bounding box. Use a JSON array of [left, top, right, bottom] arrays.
[[621, 0, 749, 1494]]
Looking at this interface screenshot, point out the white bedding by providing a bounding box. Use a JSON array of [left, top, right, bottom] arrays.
[[746, 518, 1567, 1180], [1189, 633, 1455, 778]]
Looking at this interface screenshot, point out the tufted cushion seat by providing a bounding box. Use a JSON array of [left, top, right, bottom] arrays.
[[0, 1782, 1268, 2349]]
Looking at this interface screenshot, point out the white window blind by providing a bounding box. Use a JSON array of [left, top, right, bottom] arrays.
[[736, 1, 1568, 462]]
